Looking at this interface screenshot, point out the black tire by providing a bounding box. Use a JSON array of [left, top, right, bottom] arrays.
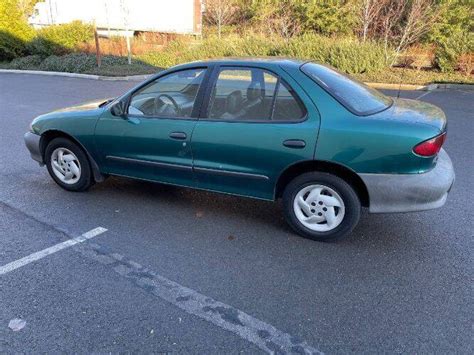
[[44, 137, 94, 192], [282, 172, 360, 242]]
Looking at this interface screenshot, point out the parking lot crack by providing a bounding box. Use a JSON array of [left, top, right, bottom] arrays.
[[73, 241, 323, 355], [0, 200, 75, 239]]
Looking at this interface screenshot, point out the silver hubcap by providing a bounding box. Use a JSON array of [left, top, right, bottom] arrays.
[[50, 148, 81, 184], [293, 184, 345, 232]]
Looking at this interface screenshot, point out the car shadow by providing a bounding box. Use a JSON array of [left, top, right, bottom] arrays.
[[90, 175, 431, 248]]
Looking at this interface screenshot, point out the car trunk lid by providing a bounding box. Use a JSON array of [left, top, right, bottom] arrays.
[[384, 98, 447, 132]]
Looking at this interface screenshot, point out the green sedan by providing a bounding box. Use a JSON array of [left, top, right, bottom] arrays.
[[25, 59, 455, 241]]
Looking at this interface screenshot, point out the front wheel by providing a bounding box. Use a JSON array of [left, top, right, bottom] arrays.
[[45, 137, 94, 192], [282, 172, 361, 242]]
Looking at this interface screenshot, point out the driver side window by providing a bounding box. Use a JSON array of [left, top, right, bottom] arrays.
[[128, 68, 206, 118]]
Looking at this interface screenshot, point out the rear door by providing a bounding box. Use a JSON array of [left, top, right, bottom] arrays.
[[191, 65, 320, 200]]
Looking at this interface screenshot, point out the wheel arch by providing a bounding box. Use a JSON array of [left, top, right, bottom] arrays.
[[40, 130, 105, 182], [275, 160, 370, 207]]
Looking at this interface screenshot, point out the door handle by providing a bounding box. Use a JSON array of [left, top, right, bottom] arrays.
[[283, 139, 306, 148], [169, 132, 187, 140]]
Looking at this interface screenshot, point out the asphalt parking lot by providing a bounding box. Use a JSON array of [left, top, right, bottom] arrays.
[[1, 73, 473, 353]]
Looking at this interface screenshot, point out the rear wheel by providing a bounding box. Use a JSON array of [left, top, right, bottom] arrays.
[[282, 172, 360, 241], [45, 137, 94, 192]]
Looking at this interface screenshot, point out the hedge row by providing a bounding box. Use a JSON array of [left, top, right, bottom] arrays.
[[8, 53, 133, 72], [138, 34, 390, 74], [5, 35, 390, 75]]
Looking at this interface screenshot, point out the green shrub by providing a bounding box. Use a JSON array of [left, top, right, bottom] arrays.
[[0, 31, 27, 61], [28, 21, 94, 56], [138, 35, 283, 68], [39, 53, 96, 72], [9, 54, 42, 69], [0, 0, 35, 60], [275, 34, 388, 73], [301, 1, 357, 36], [434, 31, 473, 73], [428, 0, 473, 73], [138, 34, 388, 74]]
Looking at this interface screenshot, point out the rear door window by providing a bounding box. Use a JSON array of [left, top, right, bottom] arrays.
[[206, 67, 306, 122]]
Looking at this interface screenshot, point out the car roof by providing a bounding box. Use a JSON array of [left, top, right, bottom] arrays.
[[174, 57, 307, 69]]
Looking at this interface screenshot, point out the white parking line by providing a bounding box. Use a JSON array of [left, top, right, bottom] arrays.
[[0, 227, 107, 275], [415, 91, 433, 100]]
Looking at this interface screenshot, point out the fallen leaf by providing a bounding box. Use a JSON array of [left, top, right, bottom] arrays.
[[8, 318, 26, 332]]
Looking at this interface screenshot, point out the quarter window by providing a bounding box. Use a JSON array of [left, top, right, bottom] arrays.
[[128, 68, 206, 118], [206, 68, 305, 122], [273, 81, 306, 121]]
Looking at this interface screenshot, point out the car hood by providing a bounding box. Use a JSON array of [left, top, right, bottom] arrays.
[[30, 98, 115, 135], [377, 98, 446, 132], [52, 98, 114, 113]]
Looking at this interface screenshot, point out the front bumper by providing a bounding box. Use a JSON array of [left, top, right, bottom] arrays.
[[24, 131, 44, 165], [359, 149, 455, 213]]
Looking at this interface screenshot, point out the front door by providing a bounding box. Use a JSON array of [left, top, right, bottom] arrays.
[[95, 67, 207, 187], [191, 66, 319, 200]]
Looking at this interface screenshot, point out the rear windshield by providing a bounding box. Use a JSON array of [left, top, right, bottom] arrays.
[[301, 62, 392, 115]]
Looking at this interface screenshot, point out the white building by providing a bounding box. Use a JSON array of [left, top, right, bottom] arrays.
[[29, 0, 203, 36]]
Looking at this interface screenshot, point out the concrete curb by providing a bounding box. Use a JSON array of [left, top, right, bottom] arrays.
[[365, 82, 427, 91], [1, 68, 473, 89], [0, 69, 151, 81]]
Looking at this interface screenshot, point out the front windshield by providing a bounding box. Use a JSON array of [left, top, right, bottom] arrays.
[[301, 62, 392, 115]]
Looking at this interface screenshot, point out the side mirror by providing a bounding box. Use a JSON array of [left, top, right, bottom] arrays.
[[111, 100, 126, 117]]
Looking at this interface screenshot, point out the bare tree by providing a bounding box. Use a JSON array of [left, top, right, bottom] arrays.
[[393, 0, 440, 60], [360, 0, 384, 42], [204, 0, 238, 38], [263, 4, 301, 40], [246, 1, 301, 40], [362, 0, 439, 64], [378, 0, 406, 62]]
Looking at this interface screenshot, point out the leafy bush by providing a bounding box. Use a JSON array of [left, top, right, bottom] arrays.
[[0, 31, 27, 61], [428, 0, 473, 73], [0, 0, 34, 60], [9, 54, 42, 69], [39, 53, 96, 72], [301, 1, 357, 36], [326, 40, 388, 73], [435, 31, 474, 73], [275, 34, 388, 74], [28, 21, 94, 56]]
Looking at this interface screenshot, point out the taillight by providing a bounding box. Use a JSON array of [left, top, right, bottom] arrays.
[[413, 132, 446, 157]]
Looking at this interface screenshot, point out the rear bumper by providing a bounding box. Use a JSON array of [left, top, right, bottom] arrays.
[[24, 131, 44, 165], [359, 149, 455, 213]]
